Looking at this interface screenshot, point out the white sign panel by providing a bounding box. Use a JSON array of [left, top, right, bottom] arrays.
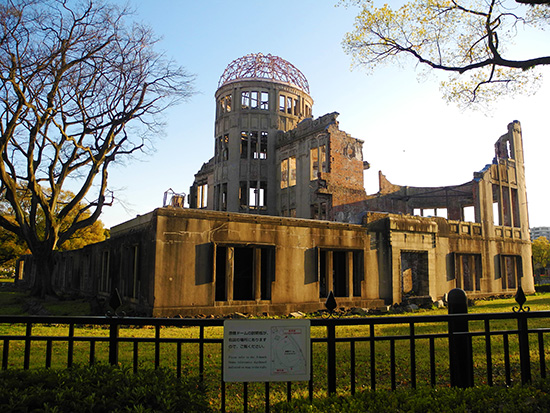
[[223, 319, 311, 382]]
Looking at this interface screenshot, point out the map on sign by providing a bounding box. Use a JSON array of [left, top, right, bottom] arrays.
[[223, 319, 310, 382], [271, 326, 307, 376]]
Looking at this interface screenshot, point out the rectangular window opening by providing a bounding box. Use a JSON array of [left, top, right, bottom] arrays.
[[260, 92, 269, 110], [250, 131, 258, 159], [259, 131, 268, 159], [463, 206, 475, 223], [248, 183, 266, 209], [239, 181, 248, 207], [221, 183, 227, 211], [240, 131, 248, 159], [401, 251, 429, 297], [225, 95, 232, 112], [279, 95, 285, 112], [250, 91, 258, 109], [233, 247, 254, 300], [289, 156, 296, 187], [280, 158, 289, 189], [241, 91, 250, 109], [197, 183, 208, 209], [310, 147, 319, 180], [333, 251, 348, 297]]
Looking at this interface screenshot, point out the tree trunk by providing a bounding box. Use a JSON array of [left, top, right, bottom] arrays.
[[29, 251, 58, 298]]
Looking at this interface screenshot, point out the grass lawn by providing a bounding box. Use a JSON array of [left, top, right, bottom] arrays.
[[0, 288, 549, 411]]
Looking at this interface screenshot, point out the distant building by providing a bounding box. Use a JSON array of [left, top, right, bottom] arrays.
[[18, 54, 534, 316], [531, 227, 550, 241]]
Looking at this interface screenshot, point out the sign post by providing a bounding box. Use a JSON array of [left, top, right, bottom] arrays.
[[223, 319, 311, 382]]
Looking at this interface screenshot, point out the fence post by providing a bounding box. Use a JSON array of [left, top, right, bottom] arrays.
[[517, 313, 532, 384], [108, 318, 120, 365], [327, 320, 336, 395], [448, 288, 473, 388]]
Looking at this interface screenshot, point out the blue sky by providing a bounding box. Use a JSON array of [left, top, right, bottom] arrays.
[[101, 0, 550, 228]]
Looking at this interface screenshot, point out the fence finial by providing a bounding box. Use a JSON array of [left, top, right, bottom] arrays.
[[513, 286, 530, 313], [324, 290, 338, 318]]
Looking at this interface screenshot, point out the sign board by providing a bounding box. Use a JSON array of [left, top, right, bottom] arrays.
[[223, 319, 310, 382]]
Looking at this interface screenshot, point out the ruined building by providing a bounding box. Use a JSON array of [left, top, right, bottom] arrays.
[[18, 54, 534, 316], [189, 53, 369, 223]]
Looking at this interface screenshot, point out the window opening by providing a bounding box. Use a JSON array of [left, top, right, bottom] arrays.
[[401, 251, 429, 297], [500, 255, 522, 289], [333, 251, 348, 297], [260, 92, 269, 110], [241, 91, 250, 109], [320, 202, 327, 220], [293, 99, 299, 115], [511, 188, 520, 228], [281, 158, 289, 189], [279, 95, 285, 112], [221, 183, 227, 211], [456, 254, 481, 291], [250, 131, 259, 159], [310, 147, 318, 180], [287, 97, 292, 114], [225, 94, 232, 112], [289, 156, 296, 186], [240, 131, 248, 159], [321, 145, 326, 172], [197, 183, 208, 209], [233, 247, 254, 300], [463, 206, 475, 223], [423, 208, 435, 217], [248, 182, 266, 209], [436, 208, 448, 219], [250, 91, 258, 109], [222, 134, 228, 161], [259, 131, 268, 159]]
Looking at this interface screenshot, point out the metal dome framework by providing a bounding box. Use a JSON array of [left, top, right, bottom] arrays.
[[218, 53, 310, 94]]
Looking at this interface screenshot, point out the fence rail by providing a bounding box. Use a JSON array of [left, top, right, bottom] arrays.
[[0, 311, 549, 412]]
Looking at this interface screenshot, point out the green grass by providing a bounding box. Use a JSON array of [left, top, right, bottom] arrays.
[[0, 290, 549, 411], [0, 286, 92, 316]]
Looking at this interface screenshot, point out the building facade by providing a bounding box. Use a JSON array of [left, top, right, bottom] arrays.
[[531, 227, 550, 241], [17, 54, 534, 316]]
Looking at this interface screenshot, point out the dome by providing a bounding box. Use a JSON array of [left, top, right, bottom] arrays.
[[218, 53, 310, 94]]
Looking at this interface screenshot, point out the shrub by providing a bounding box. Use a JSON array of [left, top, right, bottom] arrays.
[[0, 364, 213, 412], [272, 380, 550, 412]]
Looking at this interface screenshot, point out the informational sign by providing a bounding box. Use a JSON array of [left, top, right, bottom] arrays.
[[223, 319, 311, 382]]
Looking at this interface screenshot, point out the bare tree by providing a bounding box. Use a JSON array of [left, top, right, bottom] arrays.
[[342, 0, 550, 108], [0, 0, 194, 296]]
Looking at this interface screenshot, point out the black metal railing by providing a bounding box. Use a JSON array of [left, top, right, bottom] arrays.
[[0, 309, 549, 412]]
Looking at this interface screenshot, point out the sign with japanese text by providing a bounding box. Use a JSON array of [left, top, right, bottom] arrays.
[[223, 319, 311, 382]]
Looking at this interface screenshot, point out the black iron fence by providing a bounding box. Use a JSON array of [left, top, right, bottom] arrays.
[[0, 308, 549, 411]]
